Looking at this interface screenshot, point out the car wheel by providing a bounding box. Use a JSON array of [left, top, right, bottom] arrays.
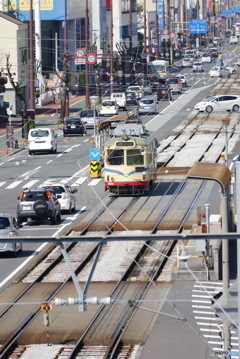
[[50, 212, 57, 225], [233, 70, 236, 74], [63, 134, 66, 137], [51, 147, 54, 154], [233, 104, 240, 112], [33, 200, 48, 215], [54, 146, 57, 153], [17, 217, 23, 226], [29, 150, 32, 155], [57, 210, 61, 222], [206, 105, 213, 113], [10, 245, 17, 258]]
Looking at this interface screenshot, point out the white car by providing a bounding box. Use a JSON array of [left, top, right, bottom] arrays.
[[181, 57, 193, 67], [209, 66, 230, 78], [110, 93, 126, 110], [194, 95, 240, 113], [0, 214, 22, 256], [99, 100, 118, 117], [174, 74, 188, 87], [40, 182, 77, 213], [230, 35, 238, 44], [126, 85, 143, 99], [28, 128, 57, 155], [226, 63, 238, 74], [138, 97, 158, 115], [201, 53, 212, 63], [192, 61, 204, 72]]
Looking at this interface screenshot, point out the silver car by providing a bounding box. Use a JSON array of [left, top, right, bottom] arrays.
[[138, 97, 158, 115], [0, 214, 22, 256], [192, 61, 204, 72], [40, 182, 77, 213], [79, 109, 101, 129]]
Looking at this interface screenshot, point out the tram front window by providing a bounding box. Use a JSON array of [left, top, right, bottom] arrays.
[[107, 149, 124, 165], [127, 149, 144, 166]]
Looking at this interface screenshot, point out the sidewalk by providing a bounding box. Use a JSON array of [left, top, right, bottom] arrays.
[[0, 94, 84, 159]]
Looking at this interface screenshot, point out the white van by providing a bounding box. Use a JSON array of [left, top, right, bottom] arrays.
[[28, 128, 57, 155], [230, 36, 238, 44], [110, 93, 126, 110]]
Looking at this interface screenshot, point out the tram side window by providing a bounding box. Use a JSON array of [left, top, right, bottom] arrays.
[[107, 149, 124, 165], [127, 149, 144, 166]]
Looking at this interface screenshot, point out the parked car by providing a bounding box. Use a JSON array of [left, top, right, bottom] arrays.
[[194, 94, 240, 113], [0, 214, 22, 256], [17, 188, 61, 225], [126, 85, 143, 99], [126, 92, 138, 105], [181, 57, 193, 67], [99, 100, 118, 116], [28, 128, 57, 155], [110, 92, 127, 110], [157, 84, 173, 100], [63, 117, 87, 136], [40, 182, 77, 213], [209, 66, 230, 78], [138, 97, 158, 115], [166, 77, 182, 94], [201, 53, 212, 63], [192, 61, 204, 72], [79, 109, 100, 129]]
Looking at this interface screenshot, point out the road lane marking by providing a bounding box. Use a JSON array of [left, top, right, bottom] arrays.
[[72, 177, 88, 186], [88, 178, 102, 186], [22, 180, 39, 188], [6, 180, 23, 189], [0, 182, 6, 187]]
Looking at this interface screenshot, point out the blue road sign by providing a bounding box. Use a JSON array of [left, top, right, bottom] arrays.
[[189, 19, 207, 34], [89, 149, 101, 160]]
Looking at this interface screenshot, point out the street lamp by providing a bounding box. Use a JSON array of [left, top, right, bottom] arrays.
[[90, 95, 99, 142], [222, 118, 230, 167]]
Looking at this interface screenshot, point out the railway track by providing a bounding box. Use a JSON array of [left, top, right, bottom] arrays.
[[1, 76, 240, 358]]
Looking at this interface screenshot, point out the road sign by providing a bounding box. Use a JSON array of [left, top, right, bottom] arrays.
[[75, 58, 86, 65], [87, 53, 97, 64], [170, 32, 175, 39], [89, 149, 101, 160], [189, 19, 207, 34], [75, 48, 85, 58], [162, 28, 169, 35]]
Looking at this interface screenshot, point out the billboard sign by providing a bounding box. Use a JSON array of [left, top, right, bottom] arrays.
[[189, 19, 207, 34], [18, 0, 65, 21]]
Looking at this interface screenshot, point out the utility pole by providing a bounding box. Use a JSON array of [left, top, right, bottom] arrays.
[[85, 0, 90, 108], [29, 0, 35, 110], [110, 0, 114, 95], [35, 0, 42, 106], [155, 0, 159, 60], [64, 0, 69, 117], [143, 0, 147, 78]]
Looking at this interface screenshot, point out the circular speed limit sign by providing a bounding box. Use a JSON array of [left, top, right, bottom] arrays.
[[87, 53, 97, 64]]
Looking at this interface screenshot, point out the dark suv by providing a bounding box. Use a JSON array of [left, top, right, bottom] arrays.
[[63, 117, 87, 137], [17, 188, 61, 225]]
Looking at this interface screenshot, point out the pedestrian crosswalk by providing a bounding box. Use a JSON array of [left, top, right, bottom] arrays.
[[0, 177, 102, 191], [192, 281, 239, 358]]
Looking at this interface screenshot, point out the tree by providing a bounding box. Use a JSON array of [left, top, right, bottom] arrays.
[[6, 53, 28, 138], [56, 51, 69, 123]]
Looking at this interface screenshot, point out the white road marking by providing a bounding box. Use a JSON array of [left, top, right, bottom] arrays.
[[72, 177, 88, 186], [88, 178, 102, 186], [46, 160, 53, 164], [0, 182, 6, 187], [22, 180, 39, 188], [6, 180, 23, 189]]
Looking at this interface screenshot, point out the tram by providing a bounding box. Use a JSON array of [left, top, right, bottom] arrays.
[[103, 120, 158, 195]]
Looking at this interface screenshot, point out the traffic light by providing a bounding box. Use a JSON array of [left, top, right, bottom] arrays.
[[0, 77, 7, 93]]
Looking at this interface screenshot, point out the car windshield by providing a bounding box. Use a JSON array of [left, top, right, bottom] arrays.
[[81, 110, 94, 117], [66, 120, 81, 125], [128, 87, 140, 91], [168, 79, 178, 84], [102, 101, 115, 106], [0, 217, 10, 230], [194, 63, 202, 66], [30, 130, 49, 137], [22, 191, 48, 201], [211, 67, 219, 71], [47, 186, 65, 194], [183, 58, 190, 61], [141, 99, 154, 104], [203, 96, 216, 102]]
